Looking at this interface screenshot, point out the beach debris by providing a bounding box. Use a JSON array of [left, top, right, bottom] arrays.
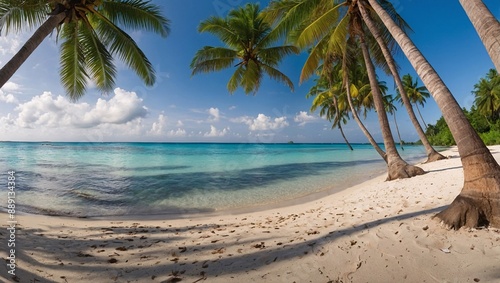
[[253, 242, 266, 249], [422, 225, 429, 231], [108, 258, 118, 263], [178, 246, 187, 253], [440, 248, 451, 253], [116, 246, 128, 251]]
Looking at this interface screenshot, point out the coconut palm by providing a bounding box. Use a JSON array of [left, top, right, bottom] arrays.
[[357, 3, 446, 162], [308, 75, 353, 150], [396, 74, 431, 130], [460, 0, 500, 71], [0, 0, 170, 100], [473, 68, 500, 121], [190, 3, 299, 94], [368, 0, 500, 229], [265, 0, 424, 180]]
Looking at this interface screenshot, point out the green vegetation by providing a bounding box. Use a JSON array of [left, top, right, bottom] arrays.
[[426, 69, 500, 146]]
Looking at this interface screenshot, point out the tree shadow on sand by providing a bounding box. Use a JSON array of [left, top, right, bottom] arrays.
[[5, 204, 497, 283]]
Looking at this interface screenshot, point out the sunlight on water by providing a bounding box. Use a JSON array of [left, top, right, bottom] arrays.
[[0, 142, 434, 217]]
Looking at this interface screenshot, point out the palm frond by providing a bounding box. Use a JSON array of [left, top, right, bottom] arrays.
[[92, 12, 155, 86], [59, 22, 89, 101], [79, 18, 116, 94], [295, 2, 343, 49], [100, 0, 169, 37], [260, 63, 295, 92], [258, 45, 299, 66], [0, 0, 48, 34]]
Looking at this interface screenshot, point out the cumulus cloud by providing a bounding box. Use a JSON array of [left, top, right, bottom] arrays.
[[204, 125, 229, 137], [168, 128, 187, 137], [294, 111, 317, 126], [14, 88, 148, 129], [0, 90, 18, 104], [232, 114, 289, 131], [0, 35, 21, 56], [208, 107, 220, 122], [1, 81, 21, 93], [149, 114, 167, 135]]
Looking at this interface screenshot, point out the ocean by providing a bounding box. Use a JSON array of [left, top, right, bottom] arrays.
[[0, 142, 434, 217]]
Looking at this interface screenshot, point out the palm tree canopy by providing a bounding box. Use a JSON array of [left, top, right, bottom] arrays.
[[473, 68, 500, 119], [190, 3, 299, 95], [395, 73, 430, 107], [0, 0, 170, 100]]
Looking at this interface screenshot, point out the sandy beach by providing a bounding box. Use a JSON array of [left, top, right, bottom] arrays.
[[1, 146, 500, 283]]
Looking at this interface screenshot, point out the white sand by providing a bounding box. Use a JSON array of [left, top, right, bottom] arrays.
[[1, 146, 500, 283]]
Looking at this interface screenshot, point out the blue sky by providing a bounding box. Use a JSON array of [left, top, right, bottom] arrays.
[[0, 0, 498, 143]]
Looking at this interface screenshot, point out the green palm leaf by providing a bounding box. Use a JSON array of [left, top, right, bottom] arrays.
[[100, 0, 170, 37], [59, 22, 89, 101]]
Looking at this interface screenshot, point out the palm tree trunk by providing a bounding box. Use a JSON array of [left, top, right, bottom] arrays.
[[414, 103, 428, 130], [368, 0, 500, 229], [358, 33, 424, 180], [337, 123, 354, 151], [0, 12, 66, 88], [343, 56, 387, 162], [392, 113, 404, 151], [358, 3, 445, 163], [460, 0, 500, 71]]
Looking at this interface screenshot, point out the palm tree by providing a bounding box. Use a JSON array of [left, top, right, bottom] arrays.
[[265, 0, 424, 179], [357, 2, 446, 163], [190, 3, 299, 94], [473, 69, 500, 121], [367, 0, 500, 229], [397, 74, 431, 130], [308, 75, 353, 150], [0, 0, 170, 100], [460, 0, 500, 71]]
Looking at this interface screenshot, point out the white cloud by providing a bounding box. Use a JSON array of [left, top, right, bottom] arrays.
[[232, 113, 289, 131], [208, 107, 220, 122], [0, 35, 21, 56], [204, 125, 229, 137], [14, 88, 148, 129], [176, 120, 184, 127], [294, 111, 317, 126], [229, 106, 237, 110], [0, 90, 18, 104], [1, 81, 21, 93], [168, 128, 187, 137], [149, 114, 167, 135]]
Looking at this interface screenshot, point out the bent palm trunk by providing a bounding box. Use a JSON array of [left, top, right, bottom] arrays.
[[0, 12, 66, 88], [338, 123, 354, 151], [368, 0, 500, 228], [343, 57, 387, 161], [359, 34, 424, 180], [460, 0, 500, 71], [358, 3, 446, 163]]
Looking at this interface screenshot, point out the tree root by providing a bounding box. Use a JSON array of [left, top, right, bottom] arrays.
[[434, 195, 488, 230], [425, 151, 448, 163], [387, 164, 426, 181]]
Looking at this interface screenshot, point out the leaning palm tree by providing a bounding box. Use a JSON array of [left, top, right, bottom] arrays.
[[357, 2, 446, 162], [265, 0, 423, 180], [460, 0, 500, 71], [368, 0, 500, 229], [0, 0, 170, 100], [190, 3, 299, 94], [397, 74, 431, 130]]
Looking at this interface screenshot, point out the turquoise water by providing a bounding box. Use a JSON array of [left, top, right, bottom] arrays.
[[0, 142, 432, 217]]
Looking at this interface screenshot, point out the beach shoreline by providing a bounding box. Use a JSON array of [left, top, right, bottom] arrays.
[[2, 146, 500, 282]]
